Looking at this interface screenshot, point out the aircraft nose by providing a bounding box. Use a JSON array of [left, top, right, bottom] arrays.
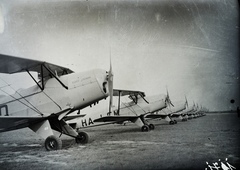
[[94, 69, 109, 95]]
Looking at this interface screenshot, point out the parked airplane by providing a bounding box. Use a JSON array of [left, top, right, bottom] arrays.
[[0, 54, 113, 151], [168, 96, 189, 122], [186, 102, 205, 118], [145, 110, 175, 125], [144, 90, 178, 124], [191, 104, 205, 117], [180, 101, 195, 121], [67, 89, 173, 132], [187, 102, 198, 119]]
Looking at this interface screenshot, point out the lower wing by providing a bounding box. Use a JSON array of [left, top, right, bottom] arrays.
[[0, 107, 73, 133], [145, 114, 168, 119], [0, 116, 47, 132], [94, 115, 139, 123]]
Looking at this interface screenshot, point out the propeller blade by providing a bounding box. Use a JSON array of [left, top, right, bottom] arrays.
[[108, 58, 113, 114], [166, 87, 174, 107], [185, 95, 188, 107], [169, 99, 174, 107]]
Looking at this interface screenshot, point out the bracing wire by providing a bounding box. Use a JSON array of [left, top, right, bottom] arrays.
[[0, 77, 44, 116]]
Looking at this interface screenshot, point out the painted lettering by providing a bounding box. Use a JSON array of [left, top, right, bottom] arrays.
[[81, 119, 87, 127], [72, 79, 80, 84], [88, 118, 94, 126], [81, 77, 91, 82]]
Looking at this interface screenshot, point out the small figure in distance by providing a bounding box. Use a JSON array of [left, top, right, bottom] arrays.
[[237, 106, 240, 118]]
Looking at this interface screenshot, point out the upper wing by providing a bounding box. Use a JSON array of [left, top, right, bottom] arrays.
[[0, 54, 74, 77], [113, 89, 148, 104], [113, 89, 145, 97]]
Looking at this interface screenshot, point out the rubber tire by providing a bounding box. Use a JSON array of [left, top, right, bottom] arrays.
[[169, 121, 174, 125], [148, 124, 155, 130], [76, 132, 89, 144], [141, 125, 149, 132], [45, 135, 62, 151], [174, 120, 177, 124]]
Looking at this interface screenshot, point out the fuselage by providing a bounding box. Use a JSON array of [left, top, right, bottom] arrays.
[[0, 69, 109, 117]]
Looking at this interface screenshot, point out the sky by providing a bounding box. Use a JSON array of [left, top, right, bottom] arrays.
[[0, 0, 239, 111]]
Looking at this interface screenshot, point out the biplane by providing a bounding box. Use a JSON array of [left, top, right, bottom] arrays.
[[191, 104, 204, 118], [144, 90, 178, 124], [68, 89, 173, 132], [146, 96, 203, 123], [186, 102, 198, 119], [180, 101, 195, 121], [166, 96, 189, 122], [0, 54, 113, 151]]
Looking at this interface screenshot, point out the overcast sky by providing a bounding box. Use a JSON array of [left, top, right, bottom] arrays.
[[0, 0, 239, 111]]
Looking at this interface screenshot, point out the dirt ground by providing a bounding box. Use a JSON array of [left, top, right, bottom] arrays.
[[0, 113, 239, 170]]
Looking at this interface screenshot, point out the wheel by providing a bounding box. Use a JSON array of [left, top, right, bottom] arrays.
[[148, 124, 155, 130], [45, 135, 62, 151], [174, 120, 177, 124], [76, 132, 89, 144], [141, 125, 149, 132], [169, 121, 174, 125]]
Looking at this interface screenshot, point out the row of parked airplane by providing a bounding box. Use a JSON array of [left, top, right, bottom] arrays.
[[0, 54, 207, 151]]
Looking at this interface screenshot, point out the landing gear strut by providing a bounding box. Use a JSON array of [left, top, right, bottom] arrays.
[[45, 135, 62, 151]]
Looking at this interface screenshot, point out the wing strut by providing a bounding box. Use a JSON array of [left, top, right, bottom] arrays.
[[42, 64, 68, 90], [26, 63, 69, 91], [129, 92, 149, 104], [116, 90, 121, 115], [139, 92, 149, 104], [26, 69, 44, 90]]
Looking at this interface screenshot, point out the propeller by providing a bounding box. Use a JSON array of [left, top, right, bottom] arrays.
[[108, 58, 113, 115], [193, 101, 196, 110], [166, 88, 174, 107], [185, 95, 188, 108]]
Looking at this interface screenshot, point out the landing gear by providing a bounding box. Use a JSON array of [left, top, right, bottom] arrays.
[[45, 135, 62, 151], [169, 121, 175, 125], [174, 120, 177, 124], [148, 124, 155, 130], [76, 132, 89, 144], [141, 125, 149, 132]]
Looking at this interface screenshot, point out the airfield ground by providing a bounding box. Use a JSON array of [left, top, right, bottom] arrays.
[[0, 113, 239, 170]]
